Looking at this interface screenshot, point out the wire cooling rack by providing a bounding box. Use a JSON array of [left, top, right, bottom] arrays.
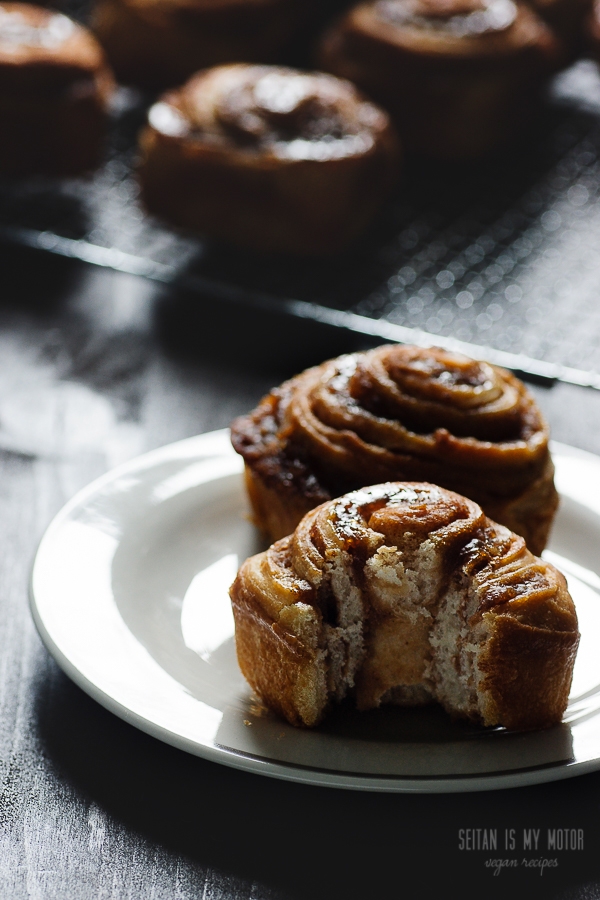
[[4, 4, 600, 389]]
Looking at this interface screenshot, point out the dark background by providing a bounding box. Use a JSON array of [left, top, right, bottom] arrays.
[[0, 245, 598, 899]]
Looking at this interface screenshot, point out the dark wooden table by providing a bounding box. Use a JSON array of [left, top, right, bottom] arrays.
[[1, 244, 598, 900]]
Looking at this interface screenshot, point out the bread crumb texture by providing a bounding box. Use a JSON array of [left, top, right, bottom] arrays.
[[230, 482, 579, 730]]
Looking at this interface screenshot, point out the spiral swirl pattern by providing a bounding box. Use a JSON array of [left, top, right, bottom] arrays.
[[231, 344, 558, 554], [176, 65, 385, 160], [139, 63, 400, 254], [316, 0, 560, 159], [230, 482, 578, 729]]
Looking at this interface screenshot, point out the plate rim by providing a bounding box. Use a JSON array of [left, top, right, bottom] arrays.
[[28, 430, 600, 793]]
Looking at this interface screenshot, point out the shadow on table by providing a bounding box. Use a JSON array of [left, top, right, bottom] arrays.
[[0, 244, 81, 315], [35, 668, 600, 900], [153, 282, 382, 383]]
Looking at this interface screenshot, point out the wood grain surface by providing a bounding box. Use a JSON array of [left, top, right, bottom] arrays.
[[0, 246, 598, 900]]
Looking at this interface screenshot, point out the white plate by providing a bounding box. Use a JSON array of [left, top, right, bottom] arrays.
[[29, 430, 600, 793]]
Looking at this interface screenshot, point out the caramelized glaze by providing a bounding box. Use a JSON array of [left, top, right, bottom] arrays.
[[317, 0, 560, 159], [231, 344, 558, 553]]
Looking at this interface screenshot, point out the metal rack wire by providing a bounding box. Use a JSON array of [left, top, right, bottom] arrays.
[[3, 8, 600, 389]]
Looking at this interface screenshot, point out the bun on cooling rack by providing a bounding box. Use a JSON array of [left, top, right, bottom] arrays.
[[92, 0, 321, 90], [137, 63, 400, 255], [316, 0, 561, 160], [230, 481, 578, 729], [0, 3, 113, 176], [230, 344, 559, 555]]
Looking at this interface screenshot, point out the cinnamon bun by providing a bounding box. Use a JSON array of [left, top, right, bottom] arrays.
[[230, 482, 578, 729], [316, 0, 562, 160], [0, 3, 114, 176], [230, 344, 558, 555], [92, 0, 320, 90], [138, 64, 401, 255]]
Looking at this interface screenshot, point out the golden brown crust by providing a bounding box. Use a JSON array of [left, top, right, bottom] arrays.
[[231, 565, 327, 727], [476, 613, 579, 730], [137, 63, 401, 255], [316, 0, 561, 159], [92, 0, 318, 89], [231, 344, 559, 555], [482, 454, 558, 559], [230, 482, 578, 730], [243, 465, 319, 545], [0, 3, 113, 175]]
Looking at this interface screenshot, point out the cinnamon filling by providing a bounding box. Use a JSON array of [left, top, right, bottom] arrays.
[[374, 0, 518, 35], [0, 7, 74, 50], [155, 65, 382, 160]]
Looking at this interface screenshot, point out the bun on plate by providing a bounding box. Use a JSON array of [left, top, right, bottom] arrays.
[[230, 481, 578, 729], [231, 343, 559, 555]]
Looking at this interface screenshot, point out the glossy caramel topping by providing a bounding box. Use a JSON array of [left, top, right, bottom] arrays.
[[232, 344, 552, 511], [288, 481, 482, 584], [149, 64, 388, 160], [0, 5, 74, 52], [458, 526, 573, 628], [286, 345, 547, 489], [350, 345, 526, 439], [375, 0, 518, 34], [0, 2, 109, 79], [242, 481, 569, 623]]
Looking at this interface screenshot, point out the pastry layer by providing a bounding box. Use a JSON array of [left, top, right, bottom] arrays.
[[231, 343, 559, 555]]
